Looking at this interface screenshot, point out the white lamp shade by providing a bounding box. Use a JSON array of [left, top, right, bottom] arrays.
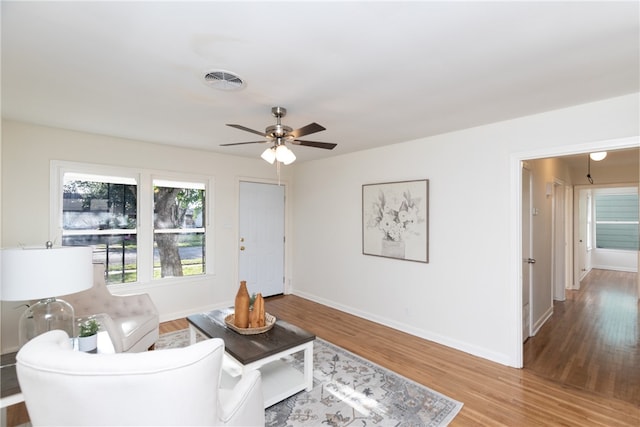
[[589, 152, 607, 161], [275, 145, 296, 165], [261, 147, 276, 164], [282, 149, 296, 165], [1, 246, 93, 301]]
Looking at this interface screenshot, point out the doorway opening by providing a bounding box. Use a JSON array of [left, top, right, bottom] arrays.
[[513, 137, 639, 402]]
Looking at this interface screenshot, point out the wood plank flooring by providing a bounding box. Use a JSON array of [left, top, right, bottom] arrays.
[[257, 292, 639, 426], [161, 276, 640, 425], [7, 269, 639, 426], [158, 274, 640, 425], [524, 268, 639, 405]]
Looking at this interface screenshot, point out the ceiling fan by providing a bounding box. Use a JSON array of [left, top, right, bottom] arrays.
[[221, 106, 337, 165]]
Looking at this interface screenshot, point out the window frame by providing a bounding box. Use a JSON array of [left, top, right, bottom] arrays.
[[151, 176, 208, 280], [51, 160, 215, 288], [586, 191, 593, 251]]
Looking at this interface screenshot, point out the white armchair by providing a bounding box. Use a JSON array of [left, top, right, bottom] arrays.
[[60, 263, 159, 352], [16, 330, 265, 426]]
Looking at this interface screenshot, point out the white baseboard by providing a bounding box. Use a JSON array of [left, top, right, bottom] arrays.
[[292, 290, 515, 367], [530, 305, 553, 337], [591, 264, 638, 273]]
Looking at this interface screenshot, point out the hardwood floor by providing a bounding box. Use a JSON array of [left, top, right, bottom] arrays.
[[8, 271, 639, 426], [524, 268, 639, 405], [258, 293, 639, 426], [162, 280, 640, 425]]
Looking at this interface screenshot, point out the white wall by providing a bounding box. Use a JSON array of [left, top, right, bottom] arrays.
[[290, 93, 639, 366], [592, 249, 638, 272], [1, 120, 292, 352], [2, 94, 638, 362]]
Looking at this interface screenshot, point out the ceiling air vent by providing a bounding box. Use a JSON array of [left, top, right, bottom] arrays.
[[203, 70, 245, 91]]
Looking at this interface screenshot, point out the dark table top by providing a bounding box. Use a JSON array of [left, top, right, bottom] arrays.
[[187, 308, 315, 365], [1, 352, 20, 399]]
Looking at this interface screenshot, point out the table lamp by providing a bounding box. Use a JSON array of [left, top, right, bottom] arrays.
[[0, 242, 93, 346]]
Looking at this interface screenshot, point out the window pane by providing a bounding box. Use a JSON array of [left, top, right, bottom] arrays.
[[596, 194, 638, 222], [595, 191, 639, 251], [153, 233, 205, 278], [153, 182, 205, 278], [63, 234, 137, 284], [63, 180, 137, 230], [595, 224, 639, 250], [63, 176, 138, 284]]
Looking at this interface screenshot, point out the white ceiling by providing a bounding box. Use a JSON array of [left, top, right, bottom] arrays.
[[2, 1, 639, 163]]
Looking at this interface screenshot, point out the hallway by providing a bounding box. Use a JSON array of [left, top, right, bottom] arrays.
[[523, 269, 639, 405]]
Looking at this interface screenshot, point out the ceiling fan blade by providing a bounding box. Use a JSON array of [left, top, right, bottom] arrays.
[[220, 141, 267, 146], [289, 122, 326, 138], [292, 140, 337, 150], [226, 124, 266, 137]]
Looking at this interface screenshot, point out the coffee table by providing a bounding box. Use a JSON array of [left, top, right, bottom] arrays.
[[187, 308, 315, 408]]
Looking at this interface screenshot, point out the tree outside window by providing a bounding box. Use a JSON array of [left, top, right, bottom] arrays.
[[153, 180, 206, 279]]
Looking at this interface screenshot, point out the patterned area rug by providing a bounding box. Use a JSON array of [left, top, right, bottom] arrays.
[[156, 330, 463, 426]]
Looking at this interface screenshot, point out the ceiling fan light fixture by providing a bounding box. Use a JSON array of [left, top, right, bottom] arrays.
[[275, 144, 296, 165], [261, 147, 276, 164], [589, 151, 607, 161], [221, 106, 334, 166]]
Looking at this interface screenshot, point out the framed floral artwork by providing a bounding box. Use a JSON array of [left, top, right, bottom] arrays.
[[362, 179, 429, 263]]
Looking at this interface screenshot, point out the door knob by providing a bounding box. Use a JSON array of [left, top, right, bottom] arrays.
[[527, 258, 536, 264], [240, 246, 245, 251]]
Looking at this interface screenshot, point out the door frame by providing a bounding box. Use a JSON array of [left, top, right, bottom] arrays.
[[510, 136, 638, 368], [235, 177, 292, 295], [521, 164, 533, 342], [551, 178, 571, 301]]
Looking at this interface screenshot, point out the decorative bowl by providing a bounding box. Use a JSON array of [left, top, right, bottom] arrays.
[[224, 312, 276, 335]]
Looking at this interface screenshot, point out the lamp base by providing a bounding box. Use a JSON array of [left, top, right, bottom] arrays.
[[18, 298, 75, 346]]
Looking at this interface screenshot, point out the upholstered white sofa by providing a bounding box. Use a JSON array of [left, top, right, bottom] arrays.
[[60, 263, 159, 352], [16, 330, 265, 426]]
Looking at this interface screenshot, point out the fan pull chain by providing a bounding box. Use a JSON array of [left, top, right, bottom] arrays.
[[277, 160, 281, 186]]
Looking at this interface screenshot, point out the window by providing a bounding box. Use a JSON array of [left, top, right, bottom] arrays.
[[594, 187, 639, 251], [153, 180, 206, 279], [53, 162, 212, 285]]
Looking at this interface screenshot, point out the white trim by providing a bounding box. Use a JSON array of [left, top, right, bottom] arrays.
[[153, 179, 205, 190], [63, 229, 137, 236], [531, 305, 554, 337], [593, 186, 638, 196], [596, 221, 637, 225], [64, 172, 136, 186], [154, 228, 206, 234]]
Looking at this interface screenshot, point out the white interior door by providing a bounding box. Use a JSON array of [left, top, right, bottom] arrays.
[[522, 166, 533, 342], [239, 181, 285, 297]]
